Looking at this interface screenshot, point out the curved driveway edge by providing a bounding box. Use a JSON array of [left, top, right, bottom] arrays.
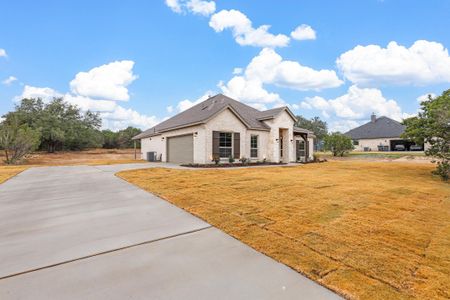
[[0, 163, 341, 299]]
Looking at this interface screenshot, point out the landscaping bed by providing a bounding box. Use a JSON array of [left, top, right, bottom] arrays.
[[181, 162, 287, 168]]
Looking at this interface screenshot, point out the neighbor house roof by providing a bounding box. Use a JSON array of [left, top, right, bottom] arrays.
[[344, 116, 405, 139], [133, 94, 298, 140]]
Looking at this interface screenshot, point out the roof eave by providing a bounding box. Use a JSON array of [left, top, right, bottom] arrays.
[[133, 132, 162, 140], [158, 121, 206, 133]]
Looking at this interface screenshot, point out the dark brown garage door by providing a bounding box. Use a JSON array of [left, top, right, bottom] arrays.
[[167, 134, 194, 163]]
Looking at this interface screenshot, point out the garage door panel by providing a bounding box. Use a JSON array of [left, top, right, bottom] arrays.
[[167, 135, 193, 163]]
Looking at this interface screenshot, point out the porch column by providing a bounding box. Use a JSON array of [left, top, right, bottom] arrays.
[[305, 136, 309, 161]]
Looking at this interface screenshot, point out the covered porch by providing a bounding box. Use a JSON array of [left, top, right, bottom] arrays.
[[293, 126, 315, 162]]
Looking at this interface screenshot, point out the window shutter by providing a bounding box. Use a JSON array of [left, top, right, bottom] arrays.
[[233, 132, 240, 158], [212, 131, 220, 158]]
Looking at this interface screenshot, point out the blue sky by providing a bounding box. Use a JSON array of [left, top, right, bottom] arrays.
[[1, 0, 449, 131]]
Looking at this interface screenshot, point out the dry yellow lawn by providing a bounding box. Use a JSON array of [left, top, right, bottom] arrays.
[[0, 149, 144, 184], [0, 166, 28, 184], [118, 161, 450, 300]]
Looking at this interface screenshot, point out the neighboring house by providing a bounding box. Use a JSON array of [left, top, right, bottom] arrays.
[[133, 94, 315, 164], [344, 114, 423, 151]]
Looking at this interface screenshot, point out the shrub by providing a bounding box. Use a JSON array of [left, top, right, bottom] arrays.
[[432, 160, 449, 181], [212, 154, 220, 165], [0, 116, 41, 164], [228, 155, 235, 163], [324, 133, 354, 157], [239, 157, 249, 165], [402, 89, 449, 181]]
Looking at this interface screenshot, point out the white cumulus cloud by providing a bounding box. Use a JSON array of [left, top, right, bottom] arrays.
[[219, 76, 282, 110], [232, 67, 243, 75], [209, 9, 290, 48], [187, 0, 215, 16], [100, 106, 161, 131], [14, 60, 159, 131], [245, 48, 343, 90], [329, 120, 362, 133], [16, 84, 159, 131], [2, 76, 17, 85], [175, 91, 214, 112], [70, 60, 138, 101], [64, 94, 117, 112], [16, 85, 62, 102], [165, 0, 183, 13], [291, 24, 316, 41], [165, 0, 215, 16], [219, 48, 342, 109], [300, 85, 406, 121], [337, 40, 450, 86], [0, 48, 6, 57], [416, 93, 436, 103]]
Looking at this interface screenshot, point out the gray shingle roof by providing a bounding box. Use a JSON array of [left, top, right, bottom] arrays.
[[344, 116, 405, 139], [256, 107, 286, 120], [134, 94, 297, 140]]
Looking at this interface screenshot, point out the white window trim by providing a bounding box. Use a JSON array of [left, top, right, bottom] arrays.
[[219, 131, 234, 159], [250, 134, 258, 159]]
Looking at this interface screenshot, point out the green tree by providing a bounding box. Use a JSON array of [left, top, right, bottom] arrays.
[[116, 126, 142, 148], [402, 90, 450, 181], [0, 115, 41, 164], [3, 97, 103, 152], [101, 126, 142, 149], [324, 132, 354, 157], [102, 130, 119, 149], [295, 115, 328, 149]]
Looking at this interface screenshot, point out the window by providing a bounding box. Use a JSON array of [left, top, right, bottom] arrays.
[[353, 140, 359, 146], [219, 132, 232, 158], [250, 135, 258, 158]]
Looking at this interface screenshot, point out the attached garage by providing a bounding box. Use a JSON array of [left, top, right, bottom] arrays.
[[167, 134, 194, 163]]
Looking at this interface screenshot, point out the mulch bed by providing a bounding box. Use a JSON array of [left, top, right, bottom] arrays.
[[181, 162, 287, 168]]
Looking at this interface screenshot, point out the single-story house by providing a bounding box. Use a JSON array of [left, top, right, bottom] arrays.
[[133, 94, 315, 164], [344, 114, 423, 151]]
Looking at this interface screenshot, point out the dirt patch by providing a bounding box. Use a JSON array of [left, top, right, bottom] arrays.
[[0, 148, 144, 183], [0, 148, 142, 166]]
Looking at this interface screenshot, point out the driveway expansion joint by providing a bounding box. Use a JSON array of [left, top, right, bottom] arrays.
[[0, 225, 212, 281]]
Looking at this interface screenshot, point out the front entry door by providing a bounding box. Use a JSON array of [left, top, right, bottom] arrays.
[[296, 139, 306, 161]]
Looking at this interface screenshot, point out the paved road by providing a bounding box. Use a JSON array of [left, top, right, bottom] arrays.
[[0, 163, 341, 299]]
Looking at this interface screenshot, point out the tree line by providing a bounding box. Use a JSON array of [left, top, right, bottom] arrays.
[[1, 92, 448, 180], [0, 98, 141, 164]]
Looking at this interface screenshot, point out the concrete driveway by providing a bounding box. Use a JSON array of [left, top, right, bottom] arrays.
[[0, 163, 340, 299]]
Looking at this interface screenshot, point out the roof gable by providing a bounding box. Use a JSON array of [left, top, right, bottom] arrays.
[[344, 116, 405, 139], [256, 107, 297, 122], [134, 94, 301, 140]]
